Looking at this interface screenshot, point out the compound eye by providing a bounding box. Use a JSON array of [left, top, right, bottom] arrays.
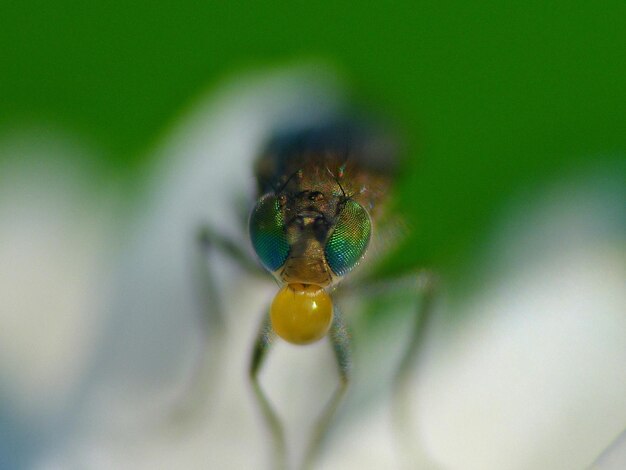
[[249, 194, 289, 271], [324, 200, 371, 276]]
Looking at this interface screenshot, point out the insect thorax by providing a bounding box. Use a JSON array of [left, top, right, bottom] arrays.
[[254, 121, 397, 220]]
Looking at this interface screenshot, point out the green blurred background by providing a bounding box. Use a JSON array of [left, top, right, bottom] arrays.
[[2, 0, 624, 279]]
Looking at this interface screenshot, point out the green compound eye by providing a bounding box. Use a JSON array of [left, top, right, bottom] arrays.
[[325, 200, 371, 276], [249, 194, 290, 272]]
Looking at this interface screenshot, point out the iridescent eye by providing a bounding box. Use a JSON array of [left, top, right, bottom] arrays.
[[249, 194, 290, 271], [324, 200, 371, 276]]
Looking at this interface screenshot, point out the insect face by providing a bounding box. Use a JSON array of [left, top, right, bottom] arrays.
[[249, 186, 372, 344]]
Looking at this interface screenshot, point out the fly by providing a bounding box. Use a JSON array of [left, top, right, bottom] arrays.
[[249, 122, 394, 344], [197, 118, 437, 469]]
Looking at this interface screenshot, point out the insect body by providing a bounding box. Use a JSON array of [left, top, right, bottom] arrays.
[[241, 121, 435, 469], [249, 122, 395, 344], [190, 117, 434, 469]]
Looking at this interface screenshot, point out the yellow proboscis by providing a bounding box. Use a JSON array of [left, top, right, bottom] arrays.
[[270, 283, 333, 345]]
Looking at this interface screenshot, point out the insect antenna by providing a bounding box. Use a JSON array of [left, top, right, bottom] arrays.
[[326, 165, 352, 202], [276, 168, 301, 194]]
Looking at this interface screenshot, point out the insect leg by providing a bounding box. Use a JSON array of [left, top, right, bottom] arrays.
[[192, 224, 263, 363], [391, 270, 439, 469], [338, 270, 439, 468], [302, 307, 352, 470], [249, 311, 288, 470], [197, 225, 266, 278], [159, 225, 263, 430]]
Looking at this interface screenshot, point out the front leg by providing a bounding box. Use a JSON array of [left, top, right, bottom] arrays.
[[302, 308, 352, 470], [249, 305, 353, 470], [338, 269, 440, 469], [249, 311, 288, 470]]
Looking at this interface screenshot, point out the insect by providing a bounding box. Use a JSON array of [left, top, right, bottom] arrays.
[[197, 119, 437, 469], [249, 121, 394, 346]]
